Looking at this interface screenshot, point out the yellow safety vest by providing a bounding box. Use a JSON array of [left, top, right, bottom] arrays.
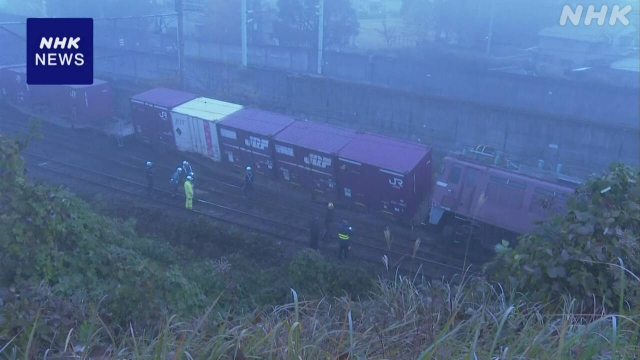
[[338, 233, 350, 241]]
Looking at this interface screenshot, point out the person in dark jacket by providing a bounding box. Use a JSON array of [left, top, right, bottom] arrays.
[[242, 166, 254, 200], [145, 161, 154, 195], [182, 161, 193, 182], [324, 202, 335, 228], [169, 167, 182, 196], [338, 220, 352, 260], [308, 216, 320, 250]]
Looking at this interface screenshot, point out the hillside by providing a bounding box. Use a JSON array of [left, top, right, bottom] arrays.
[[1, 133, 639, 358]]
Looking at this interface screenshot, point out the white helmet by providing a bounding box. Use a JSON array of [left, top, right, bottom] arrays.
[[177, 167, 182, 172], [246, 166, 252, 171], [183, 161, 188, 166], [186, 175, 193, 181], [146, 161, 152, 167]]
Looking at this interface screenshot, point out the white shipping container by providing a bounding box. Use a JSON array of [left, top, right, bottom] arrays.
[[171, 97, 243, 162]]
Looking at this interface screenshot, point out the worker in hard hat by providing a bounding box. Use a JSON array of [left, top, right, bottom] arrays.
[[338, 220, 353, 260], [242, 166, 254, 200], [182, 161, 193, 181], [170, 167, 183, 196], [145, 161, 154, 195], [325, 202, 335, 226], [322, 202, 335, 244], [184, 175, 194, 210]]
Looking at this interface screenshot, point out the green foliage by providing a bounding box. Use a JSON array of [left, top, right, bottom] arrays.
[[289, 250, 374, 298], [0, 134, 379, 354], [490, 163, 640, 309], [5, 274, 640, 359]]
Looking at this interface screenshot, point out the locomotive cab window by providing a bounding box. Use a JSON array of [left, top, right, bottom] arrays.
[[438, 162, 446, 176], [448, 166, 462, 184], [465, 168, 478, 187]]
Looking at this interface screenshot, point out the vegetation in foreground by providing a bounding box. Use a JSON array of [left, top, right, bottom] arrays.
[[1, 133, 639, 358]]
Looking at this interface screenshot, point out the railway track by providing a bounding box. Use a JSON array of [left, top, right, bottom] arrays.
[[24, 151, 478, 279], [1, 111, 488, 272]]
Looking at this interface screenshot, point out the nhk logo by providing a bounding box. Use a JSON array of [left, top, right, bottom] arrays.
[[36, 37, 84, 66], [27, 18, 94, 85], [559, 4, 633, 26]]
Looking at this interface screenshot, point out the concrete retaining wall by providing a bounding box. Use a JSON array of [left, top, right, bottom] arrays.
[[90, 50, 638, 175]]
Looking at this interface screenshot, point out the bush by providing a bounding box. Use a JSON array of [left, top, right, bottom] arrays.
[[490, 163, 640, 310], [289, 250, 374, 298], [0, 135, 379, 353]]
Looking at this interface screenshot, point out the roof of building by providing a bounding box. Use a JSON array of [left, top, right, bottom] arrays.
[[611, 57, 640, 72], [338, 133, 430, 174], [218, 108, 295, 136], [67, 79, 110, 88], [131, 87, 198, 109], [274, 120, 356, 154], [172, 97, 243, 121], [538, 23, 635, 42]]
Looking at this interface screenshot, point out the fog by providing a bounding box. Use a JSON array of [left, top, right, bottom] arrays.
[[0, 0, 638, 175]]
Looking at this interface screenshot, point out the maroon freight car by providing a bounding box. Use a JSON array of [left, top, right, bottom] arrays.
[[217, 108, 295, 177], [272, 120, 356, 199], [337, 133, 432, 220], [52, 80, 113, 127], [130, 88, 198, 146], [0, 66, 52, 107]]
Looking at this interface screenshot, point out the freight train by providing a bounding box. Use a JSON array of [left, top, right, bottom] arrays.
[[430, 147, 582, 248], [0, 66, 584, 249]]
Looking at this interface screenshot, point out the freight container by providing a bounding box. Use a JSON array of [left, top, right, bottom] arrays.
[[52, 80, 113, 127], [217, 108, 295, 177], [170, 97, 243, 162], [337, 133, 432, 220], [272, 120, 355, 198], [130, 88, 198, 146], [0, 66, 52, 107]]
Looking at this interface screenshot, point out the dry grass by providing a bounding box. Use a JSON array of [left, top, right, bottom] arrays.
[[3, 268, 638, 360]]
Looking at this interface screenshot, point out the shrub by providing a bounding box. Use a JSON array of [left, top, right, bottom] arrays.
[[489, 163, 640, 310], [289, 250, 374, 298]]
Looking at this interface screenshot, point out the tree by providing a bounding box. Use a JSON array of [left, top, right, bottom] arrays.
[[197, 0, 264, 45], [376, 12, 398, 48], [400, 0, 436, 41], [488, 163, 640, 310], [400, 0, 493, 48], [274, 0, 359, 49]]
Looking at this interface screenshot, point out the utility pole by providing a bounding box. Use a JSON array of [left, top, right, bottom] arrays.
[[486, 0, 495, 55], [241, 0, 248, 66], [176, 0, 185, 88], [317, 0, 324, 75]]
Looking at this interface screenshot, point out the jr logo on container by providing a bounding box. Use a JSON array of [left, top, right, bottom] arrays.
[[26, 18, 93, 85]]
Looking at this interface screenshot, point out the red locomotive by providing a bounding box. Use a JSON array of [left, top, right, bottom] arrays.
[[429, 146, 583, 249]]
